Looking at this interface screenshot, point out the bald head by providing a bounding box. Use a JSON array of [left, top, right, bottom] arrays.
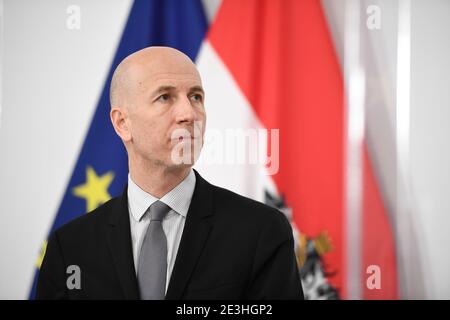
[[109, 46, 201, 108]]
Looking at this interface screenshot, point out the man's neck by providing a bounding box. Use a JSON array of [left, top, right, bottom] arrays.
[[129, 162, 191, 199]]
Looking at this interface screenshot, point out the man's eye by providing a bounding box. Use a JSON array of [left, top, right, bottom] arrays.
[[191, 94, 203, 102], [157, 94, 170, 102]]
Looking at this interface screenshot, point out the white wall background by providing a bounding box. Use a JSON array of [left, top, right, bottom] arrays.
[[1, 0, 449, 299], [409, 0, 450, 299]]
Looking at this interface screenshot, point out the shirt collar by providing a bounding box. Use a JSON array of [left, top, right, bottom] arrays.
[[128, 169, 196, 222]]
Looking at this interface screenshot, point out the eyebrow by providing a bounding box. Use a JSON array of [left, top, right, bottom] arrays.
[[151, 85, 177, 98], [150, 85, 205, 99], [188, 86, 205, 96]]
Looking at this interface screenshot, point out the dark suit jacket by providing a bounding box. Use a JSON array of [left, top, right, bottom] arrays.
[[36, 170, 304, 300]]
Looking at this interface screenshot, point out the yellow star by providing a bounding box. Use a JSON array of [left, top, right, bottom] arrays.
[[72, 166, 115, 212], [36, 241, 48, 269]]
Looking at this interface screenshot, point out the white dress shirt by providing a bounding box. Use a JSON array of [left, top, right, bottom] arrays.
[[127, 169, 196, 293]]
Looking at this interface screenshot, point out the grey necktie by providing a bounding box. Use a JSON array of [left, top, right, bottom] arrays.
[[137, 200, 171, 300]]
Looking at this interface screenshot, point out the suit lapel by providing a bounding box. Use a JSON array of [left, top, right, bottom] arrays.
[[106, 189, 140, 299], [165, 170, 214, 300]]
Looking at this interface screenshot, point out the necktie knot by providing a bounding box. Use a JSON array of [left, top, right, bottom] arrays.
[[149, 200, 171, 221]]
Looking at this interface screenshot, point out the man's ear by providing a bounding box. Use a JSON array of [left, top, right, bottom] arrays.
[[110, 106, 132, 142]]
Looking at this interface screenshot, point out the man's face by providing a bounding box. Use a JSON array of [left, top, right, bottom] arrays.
[[125, 59, 206, 169]]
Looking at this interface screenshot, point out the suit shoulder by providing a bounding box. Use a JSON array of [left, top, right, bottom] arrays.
[[52, 195, 120, 239], [211, 184, 291, 231]]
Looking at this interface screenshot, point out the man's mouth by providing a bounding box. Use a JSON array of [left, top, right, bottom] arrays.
[[170, 135, 200, 143], [172, 135, 194, 141], [170, 127, 202, 143]]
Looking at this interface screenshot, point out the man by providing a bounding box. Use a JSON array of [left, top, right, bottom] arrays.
[[36, 47, 304, 300]]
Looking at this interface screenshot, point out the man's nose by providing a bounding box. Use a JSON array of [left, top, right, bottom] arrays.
[[175, 96, 197, 123]]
